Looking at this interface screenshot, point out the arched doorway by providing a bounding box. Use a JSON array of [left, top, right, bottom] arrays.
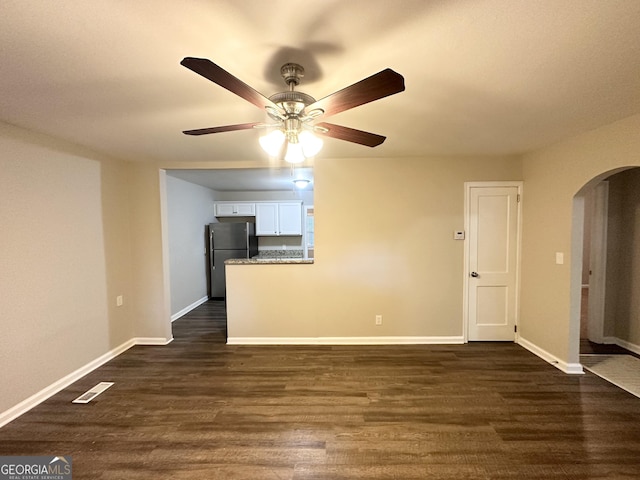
[[571, 167, 640, 364]]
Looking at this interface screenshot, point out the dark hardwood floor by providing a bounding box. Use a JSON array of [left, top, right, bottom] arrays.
[[1, 301, 640, 479]]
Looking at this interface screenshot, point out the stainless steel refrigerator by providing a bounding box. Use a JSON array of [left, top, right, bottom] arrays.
[[207, 222, 258, 299]]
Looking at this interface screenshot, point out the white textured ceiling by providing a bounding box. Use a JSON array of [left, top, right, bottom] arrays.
[[167, 167, 314, 192], [2, 0, 640, 175]]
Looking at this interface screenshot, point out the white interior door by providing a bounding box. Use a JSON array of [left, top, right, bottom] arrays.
[[466, 184, 520, 341]]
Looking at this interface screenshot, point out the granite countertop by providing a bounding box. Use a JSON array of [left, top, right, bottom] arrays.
[[225, 258, 314, 265], [225, 249, 313, 264]]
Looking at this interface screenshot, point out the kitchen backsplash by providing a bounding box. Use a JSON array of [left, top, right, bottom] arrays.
[[254, 249, 303, 259]]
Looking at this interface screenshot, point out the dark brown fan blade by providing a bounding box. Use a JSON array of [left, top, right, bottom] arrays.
[[181, 57, 283, 114], [315, 122, 386, 147], [183, 122, 262, 136], [305, 69, 404, 118]]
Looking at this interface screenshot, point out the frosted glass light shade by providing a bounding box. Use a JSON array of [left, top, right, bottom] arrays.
[[284, 142, 305, 163], [259, 130, 285, 156], [299, 131, 323, 157], [261, 128, 322, 163]]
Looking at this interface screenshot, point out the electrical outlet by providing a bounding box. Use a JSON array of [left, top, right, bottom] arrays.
[[116, 295, 123, 307], [375, 314, 383, 326]]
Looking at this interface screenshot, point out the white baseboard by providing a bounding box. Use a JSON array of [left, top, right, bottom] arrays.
[[227, 336, 465, 345], [587, 336, 640, 355], [171, 296, 209, 322], [133, 337, 174, 346], [0, 336, 173, 428], [517, 336, 584, 374], [611, 337, 640, 356]]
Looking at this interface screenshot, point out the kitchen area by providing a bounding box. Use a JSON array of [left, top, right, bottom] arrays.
[[207, 199, 314, 299], [165, 167, 314, 320]]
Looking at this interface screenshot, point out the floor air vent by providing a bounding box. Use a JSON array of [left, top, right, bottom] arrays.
[[72, 382, 114, 404]]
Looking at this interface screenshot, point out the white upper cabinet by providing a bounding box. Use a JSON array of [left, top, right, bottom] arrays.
[[214, 202, 256, 217], [278, 203, 303, 235], [255, 203, 278, 235], [255, 202, 302, 236]]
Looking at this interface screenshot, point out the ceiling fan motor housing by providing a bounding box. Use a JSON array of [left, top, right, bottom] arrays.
[[268, 63, 317, 120], [268, 91, 316, 116], [280, 63, 304, 86]]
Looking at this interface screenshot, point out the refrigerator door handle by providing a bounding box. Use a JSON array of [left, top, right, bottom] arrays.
[[209, 230, 215, 272]]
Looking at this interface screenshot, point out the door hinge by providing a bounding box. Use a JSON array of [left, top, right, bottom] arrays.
[[514, 325, 518, 333], [517, 194, 521, 203]]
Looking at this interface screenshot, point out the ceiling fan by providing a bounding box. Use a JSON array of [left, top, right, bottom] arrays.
[[180, 57, 405, 162]]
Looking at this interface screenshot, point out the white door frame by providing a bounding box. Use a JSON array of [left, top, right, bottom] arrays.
[[463, 181, 523, 343], [586, 181, 609, 344]]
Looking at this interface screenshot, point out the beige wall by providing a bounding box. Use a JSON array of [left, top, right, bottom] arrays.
[[0, 122, 134, 413], [520, 113, 640, 364], [226, 155, 521, 340], [128, 165, 172, 340]]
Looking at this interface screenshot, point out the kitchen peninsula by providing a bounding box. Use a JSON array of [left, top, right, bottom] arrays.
[[224, 255, 316, 344]]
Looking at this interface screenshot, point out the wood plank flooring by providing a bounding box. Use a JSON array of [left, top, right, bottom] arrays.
[[1, 301, 640, 479]]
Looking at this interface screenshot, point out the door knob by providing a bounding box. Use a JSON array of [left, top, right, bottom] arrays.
[[471, 271, 479, 277]]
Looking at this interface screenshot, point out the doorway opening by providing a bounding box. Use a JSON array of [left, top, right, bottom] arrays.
[[571, 167, 640, 364]]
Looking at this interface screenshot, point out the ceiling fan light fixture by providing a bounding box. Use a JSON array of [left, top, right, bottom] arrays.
[[261, 126, 322, 163], [259, 129, 285, 156]]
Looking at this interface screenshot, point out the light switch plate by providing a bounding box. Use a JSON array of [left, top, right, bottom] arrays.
[[555, 252, 564, 265]]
